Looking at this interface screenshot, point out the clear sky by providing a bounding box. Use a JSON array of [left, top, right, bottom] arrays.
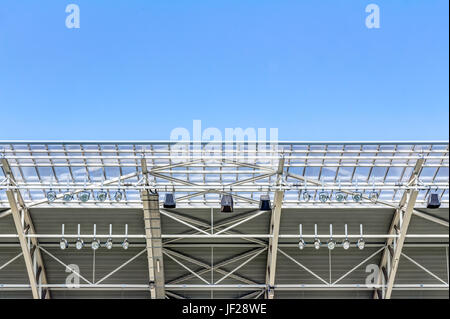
[[0, 0, 448, 141]]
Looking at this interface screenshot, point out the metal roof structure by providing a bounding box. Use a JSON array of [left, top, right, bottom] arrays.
[[0, 141, 448, 299]]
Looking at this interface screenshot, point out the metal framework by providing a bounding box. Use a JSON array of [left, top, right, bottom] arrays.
[[0, 141, 448, 299]]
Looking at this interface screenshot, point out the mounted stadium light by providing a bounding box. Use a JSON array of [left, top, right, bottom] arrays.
[[427, 191, 441, 209], [78, 191, 90, 202], [122, 224, 129, 250], [113, 179, 123, 202], [91, 224, 100, 250], [47, 190, 57, 202], [46, 178, 57, 202], [298, 224, 305, 250], [75, 224, 84, 250], [301, 180, 311, 202], [114, 190, 123, 202], [105, 224, 113, 250], [63, 192, 73, 202], [163, 192, 176, 209], [259, 194, 272, 211], [97, 182, 107, 202], [318, 191, 329, 203], [327, 224, 336, 250], [314, 224, 321, 250], [342, 224, 350, 250], [302, 190, 311, 202], [369, 181, 379, 203], [357, 224, 365, 250], [352, 179, 362, 202], [220, 194, 234, 213], [60, 224, 68, 250], [335, 180, 346, 202]]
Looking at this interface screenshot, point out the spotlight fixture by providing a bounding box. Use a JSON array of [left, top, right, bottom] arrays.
[[97, 190, 107, 202], [352, 191, 363, 202], [357, 224, 365, 250], [335, 191, 346, 202], [357, 238, 365, 250], [342, 224, 350, 250], [335, 180, 345, 202], [105, 225, 113, 249], [75, 224, 84, 250], [314, 238, 321, 250], [327, 224, 336, 250], [298, 224, 305, 250], [220, 194, 234, 213], [105, 238, 113, 250], [60, 225, 68, 250], [78, 191, 90, 203], [75, 238, 84, 250], [369, 190, 379, 203], [259, 194, 272, 211], [319, 191, 329, 203], [91, 239, 101, 250], [327, 239, 336, 250], [122, 224, 129, 250], [427, 192, 441, 209], [342, 239, 351, 250], [60, 238, 68, 250], [163, 192, 176, 209], [91, 224, 100, 250], [47, 190, 57, 202], [352, 179, 362, 202], [302, 190, 311, 202], [298, 239, 306, 250], [114, 190, 123, 202], [314, 224, 321, 250], [63, 192, 73, 202]]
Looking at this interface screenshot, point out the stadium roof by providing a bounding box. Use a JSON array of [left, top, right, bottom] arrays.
[[0, 141, 448, 299]]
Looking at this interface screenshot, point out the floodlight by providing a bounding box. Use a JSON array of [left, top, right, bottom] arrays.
[[47, 190, 57, 202], [319, 191, 329, 203], [298, 239, 306, 250], [369, 191, 379, 202], [314, 238, 321, 250], [105, 238, 113, 250], [97, 190, 107, 202], [91, 239, 101, 250], [63, 192, 73, 202], [114, 190, 123, 202], [78, 191, 90, 202], [122, 239, 129, 250], [59, 238, 68, 250], [302, 191, 311, 202], [75, 238, 84, 250], [335, 191, 346, 202], [342, 239, 351, 250], [357, 238, 365, 250], [352, 191, 362, 202], [327, 239, 336, 250]]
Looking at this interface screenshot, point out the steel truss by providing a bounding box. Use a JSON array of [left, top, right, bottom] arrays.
[[0, 141, 448, 299]]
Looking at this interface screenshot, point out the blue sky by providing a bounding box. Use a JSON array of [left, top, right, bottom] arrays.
[[0, 0, 448, 141]]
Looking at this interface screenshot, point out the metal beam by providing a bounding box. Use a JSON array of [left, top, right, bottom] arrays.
[[265, 157, 285, 299], [1, 158, 50, 299], [141, 189, 165, 299], [375, 158, 424, 299]]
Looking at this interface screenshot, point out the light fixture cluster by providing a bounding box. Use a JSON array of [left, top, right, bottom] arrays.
[[47, 189, 124, 203], [298, 224, 366, 251], [59, 224, 129, 250], [300, 190, 378, 203]]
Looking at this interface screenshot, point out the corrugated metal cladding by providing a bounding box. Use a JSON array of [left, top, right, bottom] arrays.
[[0, 207, 448, 299]]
